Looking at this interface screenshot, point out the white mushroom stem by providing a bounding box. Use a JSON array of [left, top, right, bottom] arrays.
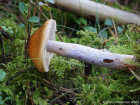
[[46, 40, 136, 70]]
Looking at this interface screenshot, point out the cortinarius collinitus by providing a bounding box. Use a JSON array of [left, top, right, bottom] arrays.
[[28, 19, 136, 72]]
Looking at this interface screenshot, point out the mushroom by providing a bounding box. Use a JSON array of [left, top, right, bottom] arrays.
[[28, 19, 136, 72]]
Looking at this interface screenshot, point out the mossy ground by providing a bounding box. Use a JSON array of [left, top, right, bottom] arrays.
[[0, 2, 140, 105]]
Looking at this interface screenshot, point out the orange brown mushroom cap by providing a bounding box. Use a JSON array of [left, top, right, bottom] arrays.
[[28, 19, 56, 72]]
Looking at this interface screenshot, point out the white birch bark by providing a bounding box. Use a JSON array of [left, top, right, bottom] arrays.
[[53, 0, 140, 26]]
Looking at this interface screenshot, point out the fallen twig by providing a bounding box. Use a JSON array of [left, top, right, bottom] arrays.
[[25, 82, 33, 105], [128, 67, 140, 81], [6, 68, 35, 86]]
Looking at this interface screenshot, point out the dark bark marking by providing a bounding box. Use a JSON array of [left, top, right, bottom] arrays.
[[103, 59, 114, 63]]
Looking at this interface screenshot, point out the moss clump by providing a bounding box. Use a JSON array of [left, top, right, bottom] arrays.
[[1, 17, 140, 105]]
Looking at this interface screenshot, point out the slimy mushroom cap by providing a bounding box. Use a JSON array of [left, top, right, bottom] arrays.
[[28, 19, 56, 72]]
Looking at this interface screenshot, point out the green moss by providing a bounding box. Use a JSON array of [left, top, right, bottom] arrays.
[[1, 16, 140, 105]]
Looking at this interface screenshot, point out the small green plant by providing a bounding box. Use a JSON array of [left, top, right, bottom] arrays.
[[0, 70, 6, 81], [1, 26, 13, 34], [0, 70, 13, 104], [0, 94, 12, 105], [74, 17, 97, 33]]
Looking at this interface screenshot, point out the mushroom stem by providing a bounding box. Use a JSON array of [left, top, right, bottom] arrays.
[[46, 40, 136, 70]]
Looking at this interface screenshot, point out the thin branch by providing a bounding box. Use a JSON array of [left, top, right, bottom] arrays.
[[112, 18, 117, 35], [113, 0, 124, 9], [29, 0, 38, 36], [108, 27, 115, 36], [57, 5, 63, 26], [26, 82, 33, 105], [24, 16, 28, 60], [43, 79, 74, 92], [102, 29, 125, 44], [55, 31, 64, 42], [60, 12, 67, 36], [129, 68, 140, 81], [6, 68, 35, 86], [69, 24, 77, 39], [29, 0, 48, 20]]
